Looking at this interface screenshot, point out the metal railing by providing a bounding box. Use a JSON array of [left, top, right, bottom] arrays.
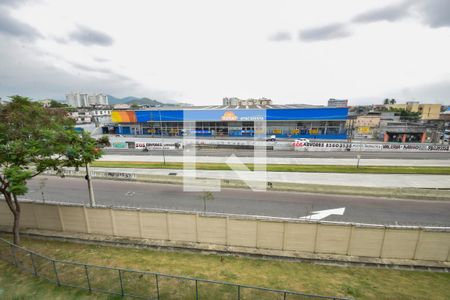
[[0, 237, 348, 300]]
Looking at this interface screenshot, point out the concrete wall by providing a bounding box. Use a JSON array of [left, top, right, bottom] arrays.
[[1, 201, 449, 264]]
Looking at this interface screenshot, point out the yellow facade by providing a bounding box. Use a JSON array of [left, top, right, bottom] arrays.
[[354, 115, 381, 128], [387, 103, 442, 120], [358, 127, 372, 134], [419, 104, 442, 120]]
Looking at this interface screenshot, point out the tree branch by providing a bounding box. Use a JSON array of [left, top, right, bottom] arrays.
[[30, 170, 44, 179], [0, 176, 9, 193], [13, 193, 20, 213], [2, 191, 16, 214]]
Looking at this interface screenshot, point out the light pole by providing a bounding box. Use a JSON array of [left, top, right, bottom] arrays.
[[158, 109, 166, 165], [85, 163, 96, 207]]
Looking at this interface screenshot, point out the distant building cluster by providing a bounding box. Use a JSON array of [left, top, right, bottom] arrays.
[[327, 98, 348, 108], [68, 109, 112, 125], [66, 92, 109, 107], [349, 101, 448, 143], [222, 97, 272, 107], [4, 92, 448, 144]]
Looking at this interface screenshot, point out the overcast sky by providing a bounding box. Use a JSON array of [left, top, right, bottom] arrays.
[[0, 0, 449, 105]]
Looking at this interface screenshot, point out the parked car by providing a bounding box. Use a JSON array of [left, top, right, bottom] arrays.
[[295, 138, 310, 143], [266, 135, 277, 142], [444, 130, 450, 143]]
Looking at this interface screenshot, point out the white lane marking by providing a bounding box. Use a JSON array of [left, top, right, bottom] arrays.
[[299, 207, 346, 220]]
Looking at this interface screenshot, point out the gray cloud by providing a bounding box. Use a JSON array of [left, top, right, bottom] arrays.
[[395, 79, 450, 103], [68, 25, 114, 46], [299, 23, 351, 42], [295, 0, 450, 43], [415, 0, 450, 28], [268, 31, 292, 42], [352, 0, 450, 28], [353, 2, 410, 23], [0, 35, 174, 101], [94, 57, 109, 63], [0, 6, 42, 40], [68, 61, 113, 74], [0, 0, 29, 8], [67, 61, 136, 83], [353, 79, 450, 105]]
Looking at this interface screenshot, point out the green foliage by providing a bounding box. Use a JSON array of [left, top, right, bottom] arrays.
[[47, 100, 68, 108], [388, 107, 421, 121], [383, 98, 396, 105], [96, 135, 111, 148], [201, 191, 214, 201], [90, 161, 450, 175], [4, 167, 32, 195], [0, 96, 102, 196], [3, 237, 450, 300]]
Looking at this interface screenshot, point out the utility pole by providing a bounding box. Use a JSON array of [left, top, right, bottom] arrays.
[[85, 163, 96, 207], [159, 109, 166, 165]]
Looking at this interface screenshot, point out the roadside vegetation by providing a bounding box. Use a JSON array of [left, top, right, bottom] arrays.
[[91, 161, 450, 175], [0, 236, 449, 300], [0, 96, 102, 245]]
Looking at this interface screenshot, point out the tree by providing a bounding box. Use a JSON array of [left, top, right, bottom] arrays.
[[0, 96, 102, 244], [387, 107, 421, 122], [200, 191, 214, 212], [383, 98, 396, 105], [48, 100, 69, 108], [96, 135, 111, 148]]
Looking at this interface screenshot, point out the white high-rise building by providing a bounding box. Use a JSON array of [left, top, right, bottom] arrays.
[[95, 94, 109, 105], [66, 92, 89, 107], [66, 92, 109, 107]]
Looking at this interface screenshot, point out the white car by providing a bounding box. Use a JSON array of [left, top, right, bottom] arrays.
[[295, 138, 310, 143]]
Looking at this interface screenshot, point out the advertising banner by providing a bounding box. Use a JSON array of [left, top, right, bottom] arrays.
[[131, 141, 183, 150], [111, 107, 348, 123], [294, 142, 450, 152]]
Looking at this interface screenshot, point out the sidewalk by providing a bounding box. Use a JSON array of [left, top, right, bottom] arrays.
[[99, 155, 450, 167], [90, 167, 450, 189]]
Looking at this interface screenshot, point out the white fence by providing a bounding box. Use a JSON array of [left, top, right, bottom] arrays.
[[294, 141, 450, 152]]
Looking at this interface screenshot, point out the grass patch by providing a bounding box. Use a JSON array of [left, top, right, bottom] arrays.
[[1, 236, 450, 300], [92, 161, 450, 175]]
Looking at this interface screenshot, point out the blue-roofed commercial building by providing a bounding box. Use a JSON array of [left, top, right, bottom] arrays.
[[110, 101, 349, 140]]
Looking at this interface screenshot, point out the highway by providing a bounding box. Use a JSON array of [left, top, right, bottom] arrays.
[[24, 176, 450, 227], [104, 148, 450, 159]]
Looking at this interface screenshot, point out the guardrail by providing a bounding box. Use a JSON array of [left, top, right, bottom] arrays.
[[0, 237, 347, 299]]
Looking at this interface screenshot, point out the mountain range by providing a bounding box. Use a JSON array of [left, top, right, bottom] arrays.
[[106, 95, 177, 106]]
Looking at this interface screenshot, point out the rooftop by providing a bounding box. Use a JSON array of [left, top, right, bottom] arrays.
[[116, 103, 324, 111]]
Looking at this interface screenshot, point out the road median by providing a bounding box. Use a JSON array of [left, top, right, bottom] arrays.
[[91, 161, 450, 175]]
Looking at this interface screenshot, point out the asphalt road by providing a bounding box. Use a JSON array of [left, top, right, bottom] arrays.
[[104, 149, 450, 159], [24, 176, 450, 227]]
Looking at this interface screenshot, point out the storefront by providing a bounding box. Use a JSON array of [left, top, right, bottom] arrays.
[[109, 107, 349, 140]]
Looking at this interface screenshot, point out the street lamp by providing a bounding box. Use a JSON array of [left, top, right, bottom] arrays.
[[85, 163, 96, 207], [158, 108, 166, 165]]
